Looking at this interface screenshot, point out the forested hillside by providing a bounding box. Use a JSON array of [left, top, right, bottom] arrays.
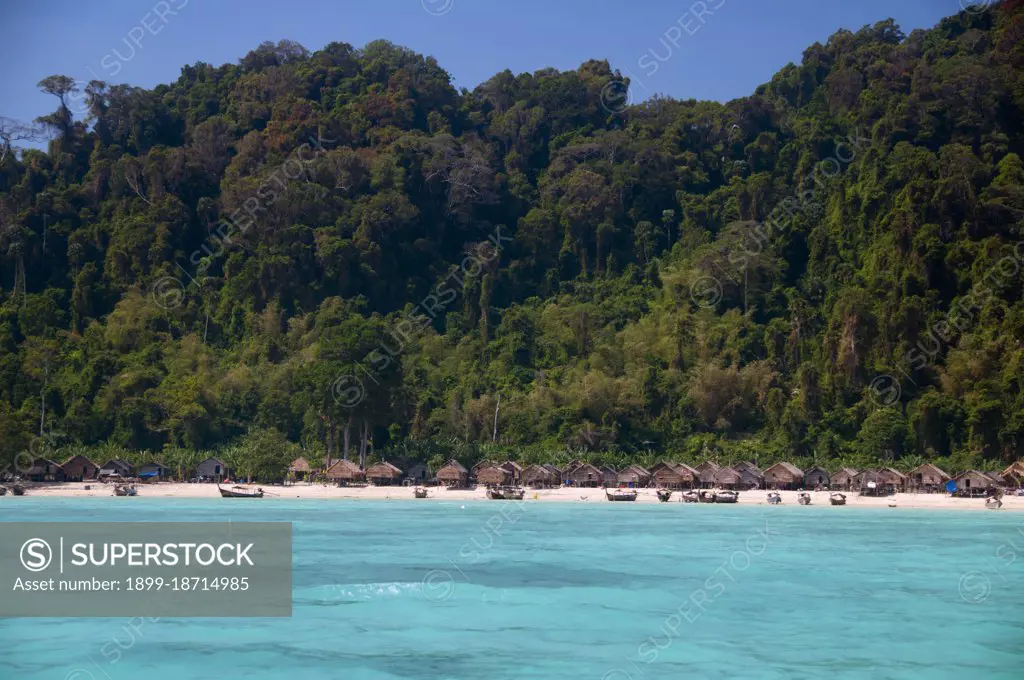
[[1, 3, 1023, 476]]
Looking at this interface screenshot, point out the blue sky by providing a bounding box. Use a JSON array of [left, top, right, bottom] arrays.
[[2, 0, 965, 126]]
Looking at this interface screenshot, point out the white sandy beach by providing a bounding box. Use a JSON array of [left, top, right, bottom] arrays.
[[13, 482, 1023, 511]]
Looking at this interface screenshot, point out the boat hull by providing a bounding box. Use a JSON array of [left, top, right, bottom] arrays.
[[605, 490, 638, 502], [218, 485, 263, 498]]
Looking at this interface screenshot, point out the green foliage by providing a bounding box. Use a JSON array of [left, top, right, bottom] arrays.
[[2, 5, 1024, 475]]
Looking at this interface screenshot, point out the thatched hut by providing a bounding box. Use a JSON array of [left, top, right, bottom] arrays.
[[522, 464, 558, 488], [477, 465, 512, 486], [854, 468, 905, 496], [649, 462, 696, 490], [325, 459, 364, 485], [366, 462, 403, 486], [436, 460, 469, 487], [907, 463, 950, 492], [696, 461, 722, 488], [998, 460, 1024, 488], [763, 462, 804, 490], [616, 464, 651, 487], [138, 462, 171, 481], [733, 464, 763, 489], [26, 458, 65, 482], [953, 470, 997, 497], [542, 463, 563, 480], [196, 457, 229, 481], [712, 467, 742, 489], [600, 466, 618, 487], [500, 461, 523, 484], [564, 462, 603, 487], [831, 468, 858, 491], [803, 466, 830, 490], [61, 454, 99, 481], [879, 467, 907, 491], [288, 457, 312, 481], [99, 459, 134, 478]]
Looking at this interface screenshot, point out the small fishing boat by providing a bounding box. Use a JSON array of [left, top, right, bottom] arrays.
[[218, 484, 264, 498], [681, 490, 699, 503], [829, 493, 846, 506], [505, 487, 525, 500], [11, 484, 25, 496], [114, 484, 137, 497], [487, 486, 525, 500], [698, 490, 716, 503], [713, 490, 739, 504], [656, 489, 673, 503], [985, 497, 1003, 510], [414, 487, 429, 499], [605, 488, 638, 502], [766, 491, 782, 505], [797, 492, 812, 505]]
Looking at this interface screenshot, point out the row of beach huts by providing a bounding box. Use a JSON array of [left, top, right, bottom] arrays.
[[313, 458, 1024, 496], [14, 453, 1024, 497]]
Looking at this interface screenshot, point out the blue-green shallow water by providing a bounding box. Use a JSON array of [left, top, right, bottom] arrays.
[[1, 499, 1022, 680]]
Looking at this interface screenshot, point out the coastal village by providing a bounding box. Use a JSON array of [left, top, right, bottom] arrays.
[[5, 453, 1024, 508]]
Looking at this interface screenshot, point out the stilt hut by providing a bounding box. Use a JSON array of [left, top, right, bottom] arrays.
[[564, 463, 603, 487], [500, 461, 523, 484], [542, 464, 563, 482], [733, 464, 763, 489], [138, 462, 171, 481], [435, 460, 469, 488], [288, 457, 312, 481], [26, 458, 65, 482], [831, 468, 858, 491], [763, 462, 804, 490], [366, 462, 403, 486], [907, 463, 950, 493], [616, 464, 652, 488], [649, 462, 695, 490], [696, 461, 722, 488], [600, 466, 618, 487], [522, 464, 558, 488], [61, 455, 99, 481], [325, 459, 364, 486], [99, 459, 134, 478], [712, 467, 742, 489], [855, 468, 905, 496], [952, 470, 996, 497], [998, 460, 1024, 489], [804, 466, 830, 490], [879, 467, 907, 492], [476, 465, 511, 486]]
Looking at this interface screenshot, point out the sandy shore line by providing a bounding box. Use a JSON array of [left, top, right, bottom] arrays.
[[10, 482, 1022, 510]]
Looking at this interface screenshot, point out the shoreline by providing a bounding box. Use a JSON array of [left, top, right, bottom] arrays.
[[9, 482, 1022, 511]]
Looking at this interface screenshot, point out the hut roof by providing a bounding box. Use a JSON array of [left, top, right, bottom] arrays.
[[62, 454, 98, 468], [999, 460, 1024, 479], [139, 461, 170, 471], [472, 460, 497, 474], [617, 464, 651, 480], [366, 462, 403, 478], [197, 457, 227, 468], [27, 458, 63, 475], [832, 467, 858, 481], [734, 460, 761, 473], [879, 467, 906, 481], [804, 466, 829, 476], [712, 467, 742, 485], [522, 464, 556, 479], [501, 461, 523, 473], [696, 461, 721, 474], [542, 463, 563, 475], [675, 463, 700, 478], [909, 462, 950, 480], [101, 458, 133, 472], [954, 469, 996, 485], [566, 462, 602, 476], [477, 466, 511, 485], [288, 457, 312, 473], [764, 461, 804, 481], [325, 459, 364, 480]]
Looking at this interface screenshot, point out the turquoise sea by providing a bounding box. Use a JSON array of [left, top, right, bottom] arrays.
[[1, 499, 1022, 680]]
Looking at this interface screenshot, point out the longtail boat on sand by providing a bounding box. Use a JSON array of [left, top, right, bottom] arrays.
[[656, 489, 673, 503], [713, 490, 739, 503], [829, 493, 847, 506], [766, 491, 782, 505], [797, 492, 812, 505], [605, 488, 638, 502], [681, 490, 699, 503], [218, 484, 264, 498], [414, 487, 429, 498]]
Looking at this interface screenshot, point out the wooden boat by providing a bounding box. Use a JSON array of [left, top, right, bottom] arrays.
[[605, 488, 638, 502], [486, 486, 525, 500], [985, 497, 1003, 510], [681, 490, 699, 503], [656, 489, 673, 503], [698, 490, 716, 503], [218, 484, 264, 498], [114, 484, 137, 497], [797, 492, 812, 505], [829, 493, 846, 506], [713, 490, 739, 504], [11, 484, 25, 496], [414, 487, 429, 499], [766, 491, 782, 505]]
